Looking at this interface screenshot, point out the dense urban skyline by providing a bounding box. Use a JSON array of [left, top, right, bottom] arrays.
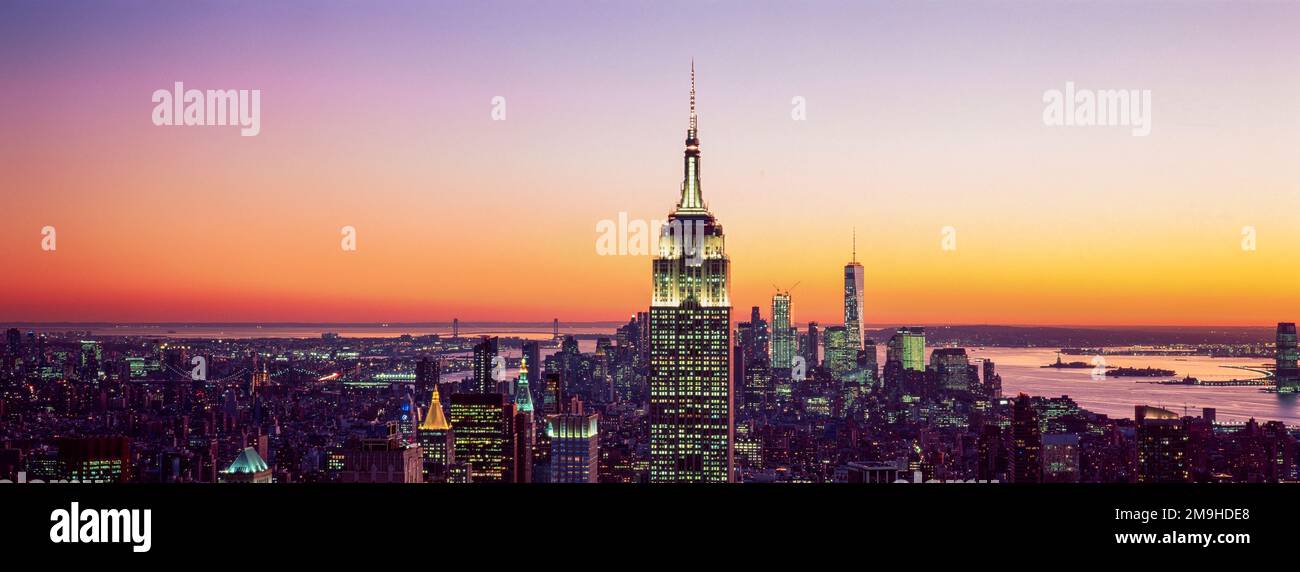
[[7, 60, 1297, 488], [4, 1, 1300, 325]]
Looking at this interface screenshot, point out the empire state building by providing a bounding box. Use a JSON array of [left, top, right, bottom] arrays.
[[648, 64, 733, 483]]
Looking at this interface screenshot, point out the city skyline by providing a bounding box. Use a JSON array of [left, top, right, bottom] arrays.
[[4, 1, 1300, 326], [6, 2, 1300, 559]]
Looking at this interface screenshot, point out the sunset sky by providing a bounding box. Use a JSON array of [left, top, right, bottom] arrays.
[[2, 1, 1299, 326]]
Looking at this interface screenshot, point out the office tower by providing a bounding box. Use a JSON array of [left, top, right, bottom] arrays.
[[824, 326, 853, 378], [415, 357, 440, 399], [804, 322, 819, 368], [521, 341, 541, 402], [553, 318, 560, 339], [513, 356, 535, 483], [398, 393, 419, 444], [515, 408, 534, 483], [735, 307, 771, 411], [472, 336, 499, 394], [886, 327, 926, 372], [541, 372, 564, 416], [648, 64, 733, 483], [843, 233, 865, 353], [595, 338, 614, 397], [1134, 405, 1190, 483], [1276, 323, 1298, 393], [983, 360, 1002, 399], [548, 399, 599, 483], [857, 339, 877, 384], [452, 318, 460, 338], [929, 348, 970, 392], [418, 385, 453, 481], [57, 436, 132, 483], [339, 423, 423, 483], [1010, 394, 1042, 483], [515, 355, 535, 414], [219, 447, 273, 483], [771, 292, 793, 372], [449, 393, 518, 482]]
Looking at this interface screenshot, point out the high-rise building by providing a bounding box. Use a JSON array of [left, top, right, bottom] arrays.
[[415, 357, 440, 399], [929, 348, 970, 392], [541, 372, 564, 416], [735, 306, 771, 411], [417, 385, 453, 481], [1134, 405, 1190, 483], [1276, 322, 1298, 393], [472, 337, 499, 394], [648, 64, 733, 483], [513, 356, 535, 483], [1010, 394, 1042, 483], [547, 399, 599, 483], [449, 393, 518, 482], [515, 355, 535, 414], [771, 292, 793, 372], [521, 341, 541, 403], [515, 408, 534, 484], [843, 233, 865, 353], [804, 321, 820, 368], [983, 360, 1002, 399], [856, 339, 878, 384], [824, 326, 853, 378], [886, 327, 926, 372]]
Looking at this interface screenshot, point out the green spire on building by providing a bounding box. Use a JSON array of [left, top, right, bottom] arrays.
[[515, 355, 534, 413]]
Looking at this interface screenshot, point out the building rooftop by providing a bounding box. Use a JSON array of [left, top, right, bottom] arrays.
[[224, 447, 269, 474]]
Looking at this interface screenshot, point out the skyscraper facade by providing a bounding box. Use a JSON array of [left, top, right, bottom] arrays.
[[1134, 405, 1190, 483], [472, 337, 499, 394], [843, 243, 865, 354], [548, 400, 600, 483], [648, 65, 733, 483], [804, 321, 820, 368], [824, 326, 853, 378], [418, 385, 453, 481], [771, 292, 793, 372], [929, 348, 971, 392], [1010, 394, 1042, 483], [449, 393, 517, 483], [886, 327, 926, 372], [415, 356, 439, 399], [1276, 322, 1298, 393], [521, 340, 542, 404], [514, 356, 536, 483], [735, 307, 771, 413]]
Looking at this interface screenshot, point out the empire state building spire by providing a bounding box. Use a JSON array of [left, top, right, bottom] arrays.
[[649, 61, 732, 483], [678, 60, 705, 213], [689, 58, 697, 136]]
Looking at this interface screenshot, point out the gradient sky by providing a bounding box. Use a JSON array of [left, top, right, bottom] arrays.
[[2, 1, 1299, 325]]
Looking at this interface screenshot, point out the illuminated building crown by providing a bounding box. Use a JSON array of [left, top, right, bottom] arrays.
[[419, 386, 450, 430]]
